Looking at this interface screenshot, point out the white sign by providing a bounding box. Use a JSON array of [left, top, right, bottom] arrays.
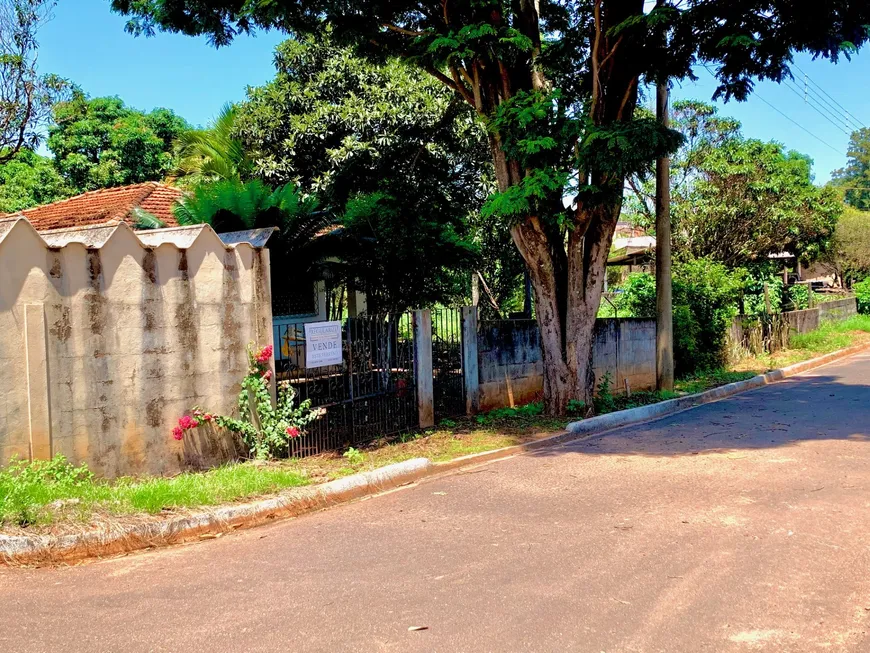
[[304, 321, 343, 368]]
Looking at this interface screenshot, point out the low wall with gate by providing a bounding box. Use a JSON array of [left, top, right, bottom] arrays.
[[476, 318, 657, 412], [0, 218, 273, 477]]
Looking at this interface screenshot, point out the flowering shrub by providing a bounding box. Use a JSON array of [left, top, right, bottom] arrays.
[[172, 344, 318, 459]]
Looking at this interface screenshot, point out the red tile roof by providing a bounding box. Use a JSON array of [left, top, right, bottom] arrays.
[[1, 182, 186, 232]]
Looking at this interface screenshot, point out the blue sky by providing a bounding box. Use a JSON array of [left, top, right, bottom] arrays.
[[39, 1, 868, 183]]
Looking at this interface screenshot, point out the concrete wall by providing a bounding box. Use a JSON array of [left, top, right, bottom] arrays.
[[818, 296, 857, 322], [477, 318, 656, 411], [0, 218, 273, 477]]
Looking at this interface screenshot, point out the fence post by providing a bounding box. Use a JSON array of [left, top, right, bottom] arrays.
[[413, 309, 435, 429], [461, 306, 480, 415]]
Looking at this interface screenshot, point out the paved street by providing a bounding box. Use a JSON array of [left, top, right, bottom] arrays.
[[3, 353, 870, 652]]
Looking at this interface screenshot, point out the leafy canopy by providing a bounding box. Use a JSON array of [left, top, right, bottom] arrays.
[[0, 149, 72, 213], [48, 93, 190, 192], [832, 127, 870, 210]]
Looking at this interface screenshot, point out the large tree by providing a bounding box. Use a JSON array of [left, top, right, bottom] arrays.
[[112, 0, 870, 414], [235, 30, 485, 313], [0, 0, 69, 164], [832, 128, 870, 210], [48, 93, 190, 192]]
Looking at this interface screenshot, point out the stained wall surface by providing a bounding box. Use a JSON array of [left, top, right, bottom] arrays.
[[0, 219, 273, 477]]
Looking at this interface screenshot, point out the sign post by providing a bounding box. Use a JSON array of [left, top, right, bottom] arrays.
[[304, 321, 343, 368]]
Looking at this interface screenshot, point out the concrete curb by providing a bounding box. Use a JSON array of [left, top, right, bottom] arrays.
[[0, 457, 432, 567], [566, 341, 870, 436], [3, 341, 867, 567]]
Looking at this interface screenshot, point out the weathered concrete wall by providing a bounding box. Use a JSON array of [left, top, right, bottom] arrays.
[[477, 318, 656, 411], [782, 308, 821, 334], [0, 219, 273, 477], [818, 297, 857, 322]]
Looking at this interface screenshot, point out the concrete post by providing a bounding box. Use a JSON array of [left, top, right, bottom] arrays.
[[461, 306, 480, 415], [413, 309, 434, 429], [24, 304, 51, 460], [655, 80, 674, 392]]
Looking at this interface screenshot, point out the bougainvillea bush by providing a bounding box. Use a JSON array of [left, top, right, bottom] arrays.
[[173, 344, 318, 459]]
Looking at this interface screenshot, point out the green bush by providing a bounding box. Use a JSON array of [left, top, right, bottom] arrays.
[[854, 277, 870, 314], [614, 257, 742, 376]]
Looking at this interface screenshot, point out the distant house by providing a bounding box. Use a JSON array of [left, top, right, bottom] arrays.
[[0, 182, 184, 231]]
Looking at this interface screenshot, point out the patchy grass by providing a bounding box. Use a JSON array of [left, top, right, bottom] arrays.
[[0, 456, 310, 530], [675, 370, 758, 395]]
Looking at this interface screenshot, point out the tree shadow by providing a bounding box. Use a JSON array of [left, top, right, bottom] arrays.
[[533, 372, 870, 458]]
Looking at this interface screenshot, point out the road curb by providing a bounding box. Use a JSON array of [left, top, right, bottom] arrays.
[[0, 458, 432, 567], [566, 341, 870, 436], [3, 341, 867, 567]]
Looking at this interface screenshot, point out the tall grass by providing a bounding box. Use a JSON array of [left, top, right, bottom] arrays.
[[790, 315, 870, 353]]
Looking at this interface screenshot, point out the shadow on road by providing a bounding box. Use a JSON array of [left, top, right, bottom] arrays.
[[535, 372, 870, 459]]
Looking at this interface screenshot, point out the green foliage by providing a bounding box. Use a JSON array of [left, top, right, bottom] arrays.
[[832, 128, 870, 210], [48, 93, 190, 192], [786, 283, 810, 311], [207, 346, 319, 460], [340, 191, 478, 312], [0, 149, 73, 212], [234, 29, 490, 313], [174, 102, 252, 185], [823, 208, 870, 285], [475, 402, 544, 425], [0, 455, 93, 527], [593, 372, 615, 414], [0, 0, 72, 164], [342, 447, 364, 466], [566, 399, 587, 417], [854, 277, 870, 314], [616, 258, 743, 375], [173, 178, 334, 301], [0, 456, 309, 528]]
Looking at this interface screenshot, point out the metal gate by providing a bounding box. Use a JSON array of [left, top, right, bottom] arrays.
[[432, 308, 465, 421], [274, 313, 417, 456]]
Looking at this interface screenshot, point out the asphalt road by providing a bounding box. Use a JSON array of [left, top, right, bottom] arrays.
[[3, 353, 870, 652]]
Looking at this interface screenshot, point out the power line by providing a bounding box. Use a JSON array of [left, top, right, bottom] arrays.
[[700, 65, 846, 156], [798, 78, 865, 133], [781, 80, 853, 136], [753, 94, 846, 156], [792, 63, 867, 129]]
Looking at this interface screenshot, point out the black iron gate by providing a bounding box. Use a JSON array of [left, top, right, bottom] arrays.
[[432, 308, 465, 421], [274, 313, 416, 456]]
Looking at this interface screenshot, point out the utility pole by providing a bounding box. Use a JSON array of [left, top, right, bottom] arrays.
[[656, 80, 674, 391]]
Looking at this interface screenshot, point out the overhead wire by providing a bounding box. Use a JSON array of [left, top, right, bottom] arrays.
[[792, 63, 867, 129], [699, 65, 846, 156]]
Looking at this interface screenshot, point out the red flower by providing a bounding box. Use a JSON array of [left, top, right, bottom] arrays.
[[202, 413, 213, 422], [286, 426, 300, 438], [262, 369, 273, 381], [178, 415, 196, 430], [172, 426, 184, 441], [255, 345, 273, 364]]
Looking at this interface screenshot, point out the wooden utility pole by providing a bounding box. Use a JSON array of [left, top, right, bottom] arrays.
[[655, 81, 674, 391]]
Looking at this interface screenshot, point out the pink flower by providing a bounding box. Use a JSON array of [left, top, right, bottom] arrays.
[[193, 409, 203, 417], [262, 369, 273, 381], [178, 415, 196, 430], [255, 345, 273, 363], [190, 419, 199, 428], [286, 426, 300, 438], [202, 413, 213, 422], [172, 426, 184, 441]]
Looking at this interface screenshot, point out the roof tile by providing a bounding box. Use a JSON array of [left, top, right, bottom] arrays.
[[0, 182, 185, 232]]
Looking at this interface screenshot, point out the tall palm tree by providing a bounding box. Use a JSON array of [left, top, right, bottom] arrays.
[[174, 103, 253, 185]]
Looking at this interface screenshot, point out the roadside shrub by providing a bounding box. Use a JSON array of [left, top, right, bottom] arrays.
[[615, 257, 742, 376], [173, 344, 319, 460], [854, 277, 870, 314], [786, 283, 810, 311]]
